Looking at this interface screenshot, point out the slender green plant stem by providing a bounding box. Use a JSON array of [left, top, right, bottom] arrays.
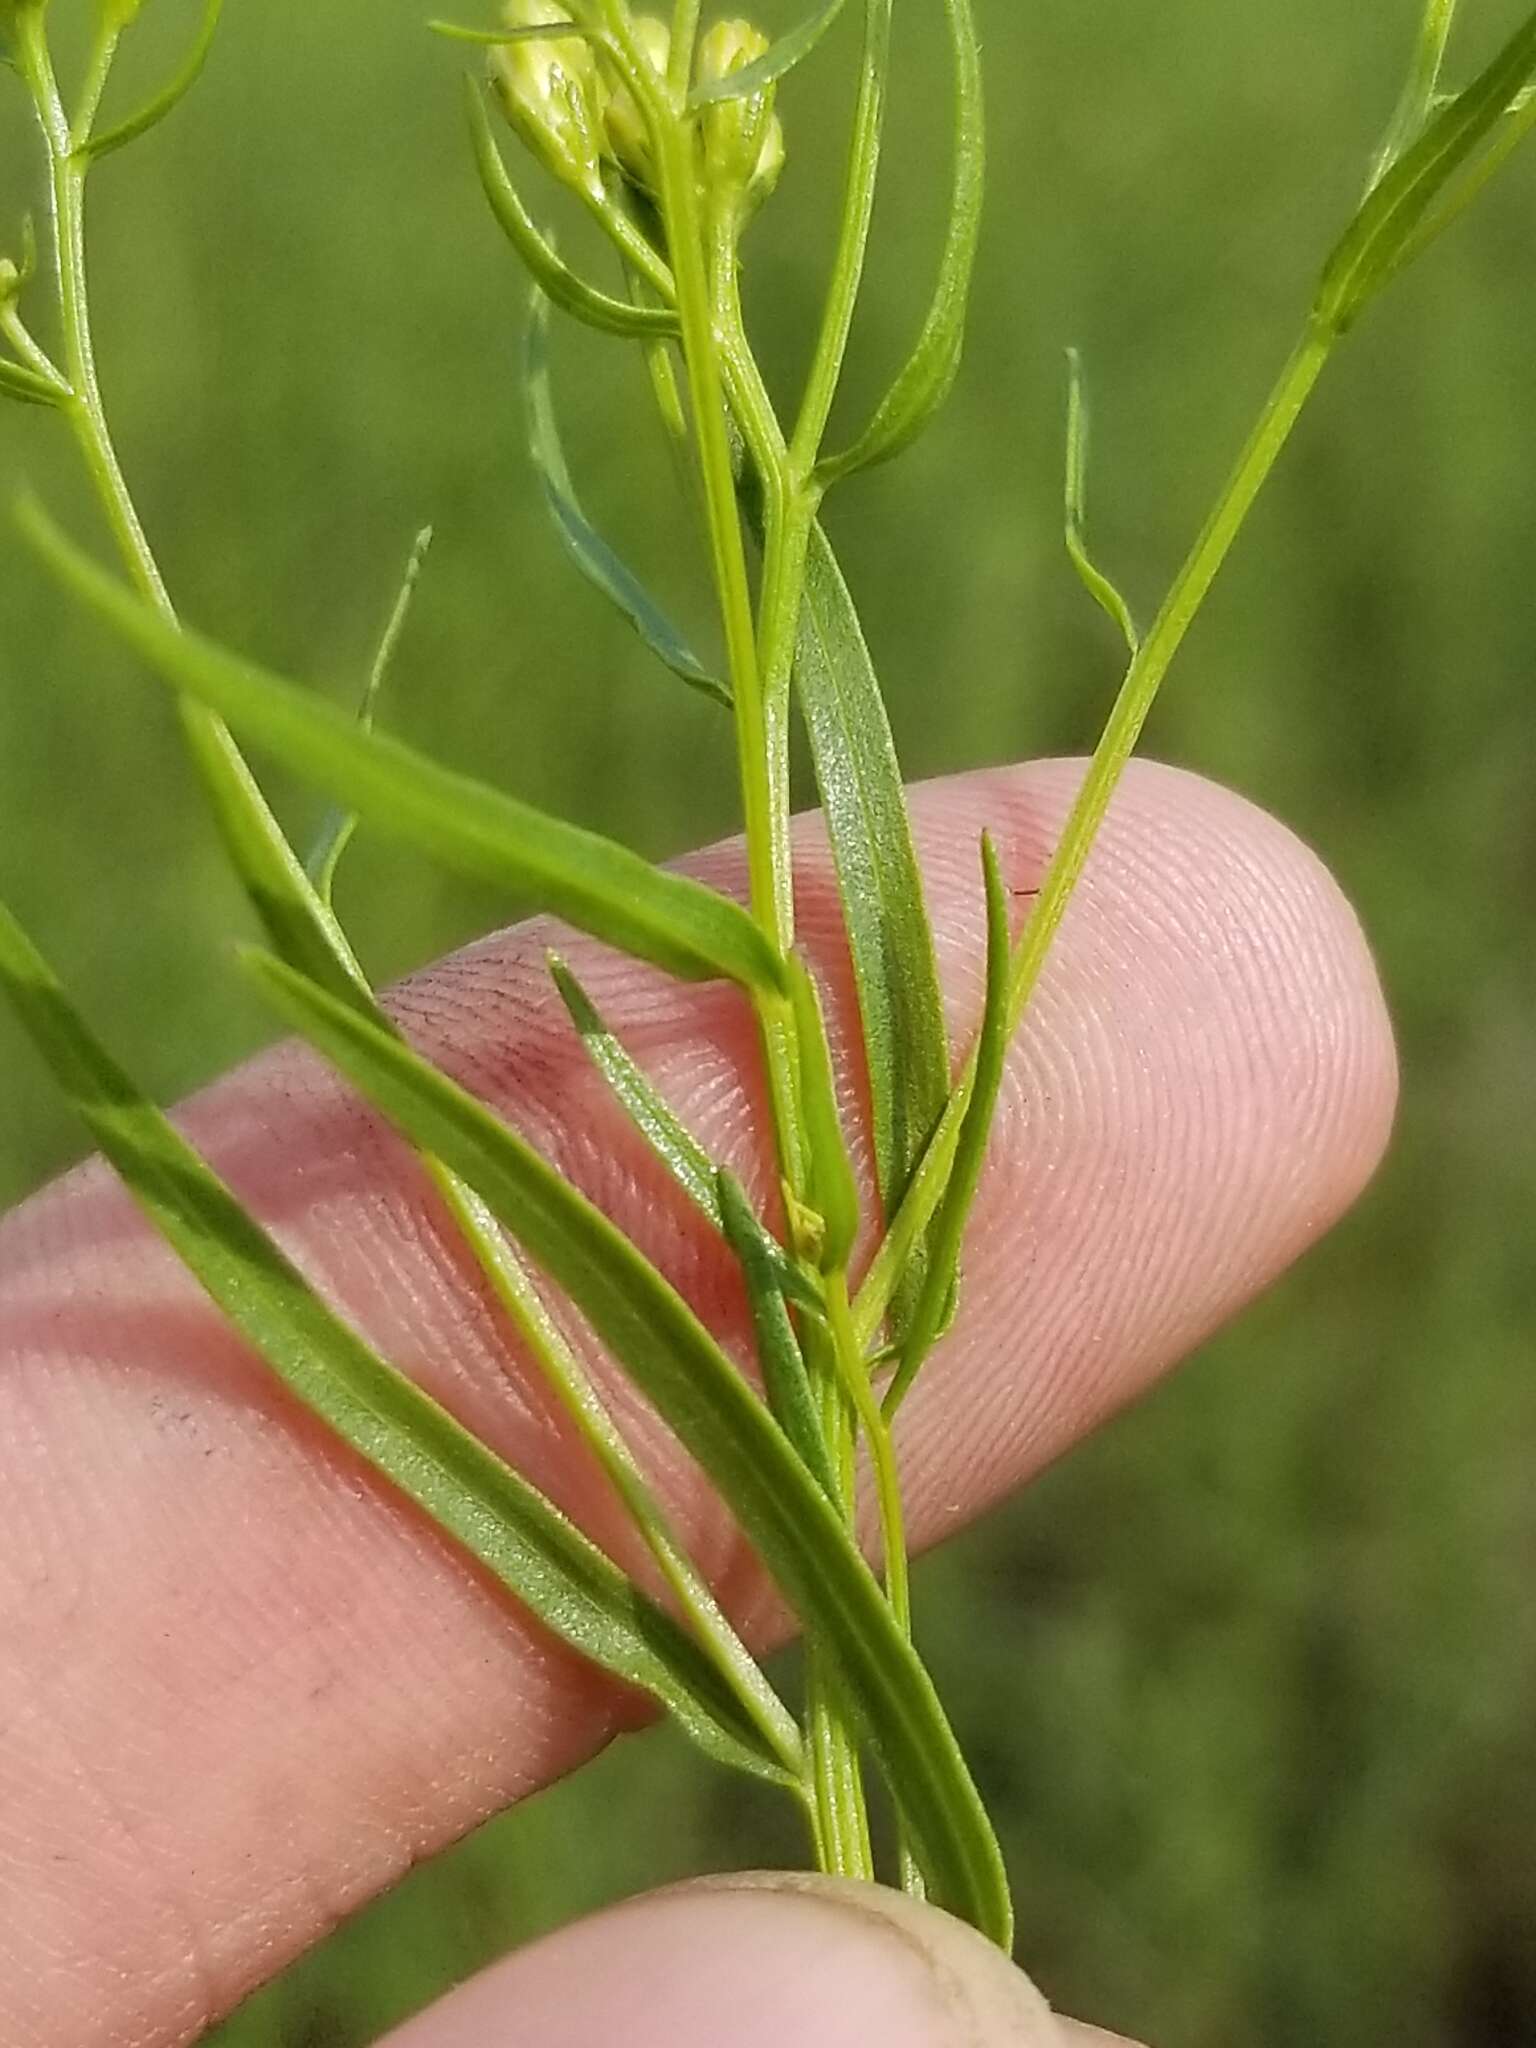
[[718, 288, 916, 1887], [653, 130, 787, 954], [17, 10, 372, 998], [709, 261, 883, 1882], [594, 1, 878, 1871], [607, 17, 819, 1271], [711, 229, 812, 935], [825, 1276, 919, 1895], [804, 1631, 874, 1875], [20, 28, 168, 614], [14, 4, 809, 1791], [825, 1274, 908, 1630]]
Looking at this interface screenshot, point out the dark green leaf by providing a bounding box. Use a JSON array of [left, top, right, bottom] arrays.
[[525, 288, 728, 705], [687, 0, 851, 108], [549, 951, 720, 1210], [246, 947, 1012, 1945], [309, 526, 434, 907], [793, 522, 949, 1295], [20, 501, 786, 995], [815, 0, 983, 484], [884, 835, 1010, 1415], [0, 895, 785, 1788], [548, 952, 823, 1314]]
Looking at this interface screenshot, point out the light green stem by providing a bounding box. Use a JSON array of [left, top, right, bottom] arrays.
[[711, 228, 810, 934], [19, 9, 374, 1004], [825, 1275, 908, 1631], [651, 131, 786, 956], [16, 2, 806, 1798], [602, 21, 820, 1257], [708, 256, 881, 1881], [599, 0, 872, 1866]]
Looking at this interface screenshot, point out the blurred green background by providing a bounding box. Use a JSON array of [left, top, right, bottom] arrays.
[[3, 2, 1534, 2043]]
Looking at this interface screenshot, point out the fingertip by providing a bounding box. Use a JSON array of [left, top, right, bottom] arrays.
[[378, 1876, 1070, 2048]]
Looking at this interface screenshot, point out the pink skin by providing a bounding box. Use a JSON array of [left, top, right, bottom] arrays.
[[0, 760, 1397, 2048]]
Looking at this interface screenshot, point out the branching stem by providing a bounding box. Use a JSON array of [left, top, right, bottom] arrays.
[[11, 0, 801, 1806]]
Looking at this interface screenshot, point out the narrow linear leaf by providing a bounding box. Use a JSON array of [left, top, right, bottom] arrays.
[[548, 953, 720, 1208], [0, 897, 785, 1788], [1064, 348, 1140, 658], [687, 0, 851, 107], [246, 949, 1012, 1945], [20, 501, 786, 995], [1318, 8, 1536, 333], [83, 0, 224, 164], [793, 522, 950, 1299], [884, 835, 1010, 1415], [786, 953, 860, 1277], [309, 526, 434, 907], [525, 288, 729, 705], [466, 80, 679, 341], [548, 952, 823, 1314], [716, 1169, 837, 1499], [816, 0, 983, 485]]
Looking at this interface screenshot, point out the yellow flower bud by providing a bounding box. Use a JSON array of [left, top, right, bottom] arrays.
[[695, 19, 786, 228], [602, 14, 672, 197], [491, 0, 606, 204]]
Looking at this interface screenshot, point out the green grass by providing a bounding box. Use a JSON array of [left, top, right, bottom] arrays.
[[3, 3, 1534, 2043]]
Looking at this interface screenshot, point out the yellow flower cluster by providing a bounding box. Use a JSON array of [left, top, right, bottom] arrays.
[[492, 2, 785, 229]]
